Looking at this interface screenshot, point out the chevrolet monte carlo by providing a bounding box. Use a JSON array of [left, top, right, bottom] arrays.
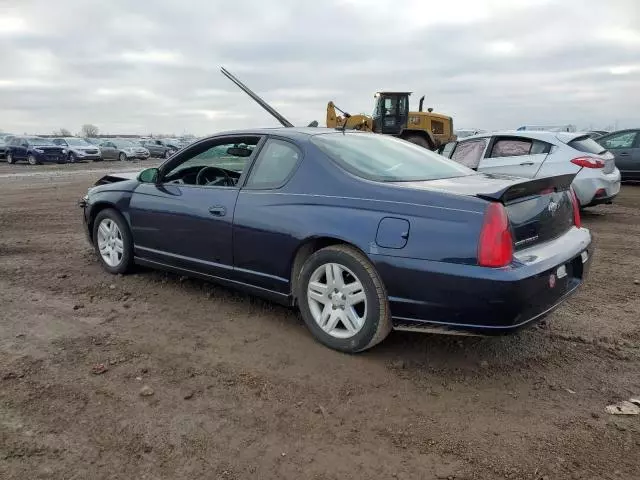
[[79, 128, 592, 353]]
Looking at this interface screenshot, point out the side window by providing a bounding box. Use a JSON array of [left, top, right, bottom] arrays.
[[245, 139, 301, 189], [599, 131, 637, 149], [451, 139, 488, 169], [440, 141, 456, 158], [490, 138, 532, 158], [162, 137, 261, 187], [530, 140, 552, 154]]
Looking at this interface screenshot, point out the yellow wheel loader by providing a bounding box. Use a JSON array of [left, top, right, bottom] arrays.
[[326, 92, 456, 150]]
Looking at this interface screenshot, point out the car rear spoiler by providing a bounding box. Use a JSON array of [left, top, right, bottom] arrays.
[[477, 173, 576, 203]]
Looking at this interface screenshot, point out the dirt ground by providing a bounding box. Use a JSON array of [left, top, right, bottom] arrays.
[[1, 161, 639, 480]]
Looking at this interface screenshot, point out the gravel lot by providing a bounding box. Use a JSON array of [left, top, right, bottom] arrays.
[[1, 161, 639, 480]]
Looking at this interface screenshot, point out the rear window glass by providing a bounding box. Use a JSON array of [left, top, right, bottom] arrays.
[[568, 136, 608, 154], [311, 133, 474, 182]]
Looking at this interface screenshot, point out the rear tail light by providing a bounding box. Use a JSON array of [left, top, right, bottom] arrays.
[[570, 188, 581, 228], [478, 202, 513, 268], [571, 157, 604, 168]]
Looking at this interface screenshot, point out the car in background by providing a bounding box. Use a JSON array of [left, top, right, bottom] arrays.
[[140, 138, 182, 158], [0, 134, 15, 159], [52, 137, 102, 162], [439, 130, 621, 208], [5, 136, 67, 165], [596, 129, 640, 181], [79, 128, 592, 353], [98, 139, 150, 161], [84, 137, 103, 146], [586, 130, 608, 140]]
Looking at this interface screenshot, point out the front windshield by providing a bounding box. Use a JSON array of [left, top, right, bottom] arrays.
[[64, 138, 91, 146], [311, 132, 475, 182], [28, 137, 54, 146]]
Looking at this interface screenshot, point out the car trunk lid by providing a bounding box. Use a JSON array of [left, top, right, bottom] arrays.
[[398, 173, 577, 251]]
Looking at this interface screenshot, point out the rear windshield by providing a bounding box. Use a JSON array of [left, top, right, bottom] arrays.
[[568, 136, 607, 154], [311, 133, 474, 182]]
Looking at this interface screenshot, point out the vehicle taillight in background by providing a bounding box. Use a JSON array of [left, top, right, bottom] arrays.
[[478, 202, 513, 268], [570, 157, 604, 168], [570, 188, 582, 228]]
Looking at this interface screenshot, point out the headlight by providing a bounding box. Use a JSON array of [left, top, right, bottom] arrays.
[[34, 148, 44, 153], [61, 149, 67, 154]]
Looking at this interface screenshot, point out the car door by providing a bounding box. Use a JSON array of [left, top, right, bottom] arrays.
[[15, 138, 29, 160], [598, 130, 639, 180], [232, 137, 304, 294], [477, 136, 550, 178], [127, 135, 264, 277], [100, 142, 116, 160]]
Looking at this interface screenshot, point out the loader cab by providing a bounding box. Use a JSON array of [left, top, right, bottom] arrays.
[[372, 92, 410, 135]]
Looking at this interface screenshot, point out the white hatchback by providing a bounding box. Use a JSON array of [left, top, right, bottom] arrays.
[[439, 131, 621, 207]]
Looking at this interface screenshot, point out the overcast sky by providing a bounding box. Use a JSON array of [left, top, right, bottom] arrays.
[[1, 0, 638, 135]]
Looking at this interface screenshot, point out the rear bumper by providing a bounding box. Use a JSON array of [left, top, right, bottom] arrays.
[[573, 168, 621, 206], [372, 226, 592, 334]]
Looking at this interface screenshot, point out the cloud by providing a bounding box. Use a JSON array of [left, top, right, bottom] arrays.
[[0, 0, 638, 135]]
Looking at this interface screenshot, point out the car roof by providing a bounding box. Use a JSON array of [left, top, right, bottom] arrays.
[[199, 126, 365, 140], [457, 129, 588, 143]]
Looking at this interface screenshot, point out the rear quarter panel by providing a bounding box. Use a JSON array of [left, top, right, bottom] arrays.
[[232, 141, 487, 294]]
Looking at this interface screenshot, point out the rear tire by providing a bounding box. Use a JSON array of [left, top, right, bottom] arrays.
[[404, 135, 432, 150], [92, 208, 134, 275], [297, 245, 392, 353], [68, 152, 77, 163], [119, 152, 127, 162]]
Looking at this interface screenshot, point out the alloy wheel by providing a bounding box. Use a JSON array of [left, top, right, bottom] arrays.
[[97, 218, 125, 267], [307, 262, 367, 339]]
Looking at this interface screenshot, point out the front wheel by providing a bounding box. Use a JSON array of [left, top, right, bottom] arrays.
[[28, 154, 39, 165], [297, 245, 391, 353], [6, 152, 14, 164], [119, 152, 127, 162], [164, 149, 175, 159], [92, 208, 133, 274], [68, 152, 77, 163]]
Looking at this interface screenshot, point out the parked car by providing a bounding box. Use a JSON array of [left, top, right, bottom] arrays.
[[596, 129, 640, 181], [0, 134, 14, 159], [141, 138, 182, 158], [98, 139, 150, 161], [79, 128, 592, 353], [5, 136, 67, 165], [587, 130, 608, 139], [84, 137, 103, 146], [52, 137, 102, 162], [439, 131, 621, 208]]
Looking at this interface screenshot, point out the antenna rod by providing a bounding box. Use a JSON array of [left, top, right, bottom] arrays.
[[220, 66, 294, 128]]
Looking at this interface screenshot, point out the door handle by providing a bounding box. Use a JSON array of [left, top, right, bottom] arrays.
[[519, 162, 534, 166], [619, 153, 630, 157], [208, 206, 226, 216]]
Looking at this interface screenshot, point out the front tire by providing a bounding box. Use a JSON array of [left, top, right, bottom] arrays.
[[164, 149, 175, 159], [297, 245, 391, 353], [6, 152, 14, 164], [92, 208, 133, 274], [119, 152, 127, 162], [28, 154, 39, 165], [68, 152, 77, 163]]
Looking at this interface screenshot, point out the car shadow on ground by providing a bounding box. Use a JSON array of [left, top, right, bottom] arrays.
[[142, 267, 559, 379]]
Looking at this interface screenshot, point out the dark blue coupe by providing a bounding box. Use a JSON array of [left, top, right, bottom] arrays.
[[80, 128, 592, 352]]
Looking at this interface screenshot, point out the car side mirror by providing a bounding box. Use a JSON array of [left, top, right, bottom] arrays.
[[138, 167, 159, 184]]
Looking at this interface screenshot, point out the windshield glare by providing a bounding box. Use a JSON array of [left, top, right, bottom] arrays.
[[311, 133, 474, 182]]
